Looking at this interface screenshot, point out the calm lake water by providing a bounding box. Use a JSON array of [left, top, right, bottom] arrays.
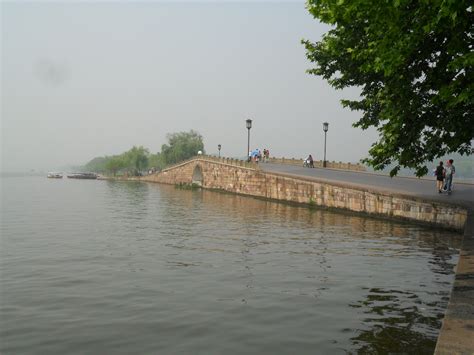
[[0, 176, 462, 354]]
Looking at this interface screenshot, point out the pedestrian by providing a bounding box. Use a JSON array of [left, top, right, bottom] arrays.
[[435, 161, 445, 193], [265, 149, 270, 162], [444, 159, 455, 192]]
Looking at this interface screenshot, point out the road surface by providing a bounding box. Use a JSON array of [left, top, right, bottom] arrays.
[[260, 163, 474, 209]]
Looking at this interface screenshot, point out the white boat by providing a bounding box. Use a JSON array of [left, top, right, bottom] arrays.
[[47, 172, 63, 179]]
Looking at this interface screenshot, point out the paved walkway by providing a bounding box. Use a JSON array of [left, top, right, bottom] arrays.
[[260, 163, 474, 209]]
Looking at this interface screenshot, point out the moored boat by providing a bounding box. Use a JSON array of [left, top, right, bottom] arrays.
[[67, 172, 98, 179], [47, 172, 63, 179]]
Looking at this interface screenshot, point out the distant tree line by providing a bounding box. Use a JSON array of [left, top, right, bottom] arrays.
[[81, 130, 205, 176]]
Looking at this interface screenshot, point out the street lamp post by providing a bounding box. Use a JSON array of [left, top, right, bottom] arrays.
[[246, 119, 252, 161], [218, 144, 221, 158], [323, 122, 329, 168]]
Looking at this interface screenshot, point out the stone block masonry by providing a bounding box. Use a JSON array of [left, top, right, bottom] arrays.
[[434, 210, 474, 355], [140, 157, 467, 231]]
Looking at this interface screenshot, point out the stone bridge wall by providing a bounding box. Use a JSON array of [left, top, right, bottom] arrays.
[[140, 157, 467, 231]]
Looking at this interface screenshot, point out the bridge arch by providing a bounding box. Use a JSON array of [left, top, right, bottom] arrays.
[[192, 165, 203, 186]]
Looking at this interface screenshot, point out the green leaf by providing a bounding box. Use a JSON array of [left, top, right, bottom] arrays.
[[302, 0, 473, 176]]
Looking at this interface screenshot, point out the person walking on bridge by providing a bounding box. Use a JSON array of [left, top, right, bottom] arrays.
[[435, 161, 445, 193], [443, 159, 455, 193]]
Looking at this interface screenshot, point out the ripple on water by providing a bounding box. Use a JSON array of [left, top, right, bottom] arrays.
[[0, 178, 462, 354]]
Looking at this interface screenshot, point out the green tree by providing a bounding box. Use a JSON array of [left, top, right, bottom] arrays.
[[160, 130, 204, 165], [105, 155, 127, 176], [148, 153, 164, 170], [303, 0, 473, 176], [125, 146, 149, 175]]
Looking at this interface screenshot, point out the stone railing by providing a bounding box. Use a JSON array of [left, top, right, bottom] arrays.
[[159, 155, 258, 173], [198, 155, 259, 170], [157, 156, 364, 173], [268, 157, 366, 171]]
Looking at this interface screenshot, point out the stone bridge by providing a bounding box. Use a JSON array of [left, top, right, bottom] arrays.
[[138, 155, 473, 354], [140, 156, 468, 231]]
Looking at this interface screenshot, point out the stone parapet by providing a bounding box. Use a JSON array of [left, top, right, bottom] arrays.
[[268, 157, 366, 171], [159, 155, 258, 173]]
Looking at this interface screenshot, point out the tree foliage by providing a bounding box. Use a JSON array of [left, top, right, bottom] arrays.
[[82, 130, 205, 175], [84, 146, 150, 176], [148, 153, 162, 170], [303, 0, 473, 176], [105, 155, 127, 176], [160, 130, 205, 165], [125, 146, 149, 175]]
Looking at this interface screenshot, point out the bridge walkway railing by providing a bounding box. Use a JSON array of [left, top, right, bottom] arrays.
[[157, 155, 259, 174]]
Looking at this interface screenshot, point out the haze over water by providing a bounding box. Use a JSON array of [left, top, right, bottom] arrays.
[[0, 176, 462, 354], [2, 2, 372, 173]]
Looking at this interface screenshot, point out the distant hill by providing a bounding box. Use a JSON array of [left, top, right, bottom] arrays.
[[82, 156, 109, 173]]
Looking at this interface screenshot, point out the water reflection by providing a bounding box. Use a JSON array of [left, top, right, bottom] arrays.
[[156, 184, 461, 353], [195, 186, 462, 250], [1, 178, 463, 354], [105, 180, 150, 231], [350, 287, 446, 354], [105, 180, 149, 207]]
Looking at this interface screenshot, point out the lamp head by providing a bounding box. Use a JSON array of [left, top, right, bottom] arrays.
[[246, 119, 252, 130], [323, 122, 329, 132]]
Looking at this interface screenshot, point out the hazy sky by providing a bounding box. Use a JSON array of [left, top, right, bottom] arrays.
[[1, 1, 378, 172]]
